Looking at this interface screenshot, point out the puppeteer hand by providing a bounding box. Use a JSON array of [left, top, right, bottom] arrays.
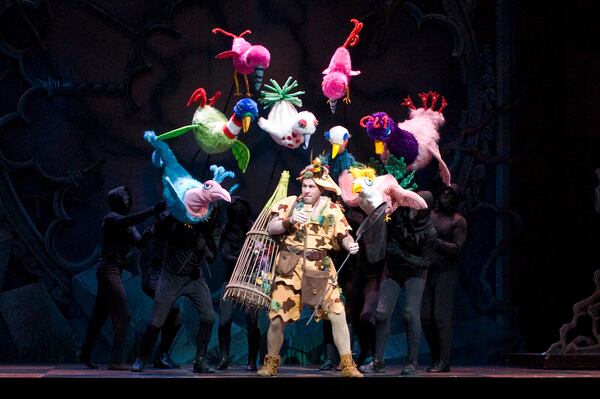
[[153, 200, 167, 215]]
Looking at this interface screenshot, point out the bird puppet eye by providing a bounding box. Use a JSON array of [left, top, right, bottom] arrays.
[[364, 179, 373, 186], [298, 119, 307, 128], [203, 183, 212, 190]]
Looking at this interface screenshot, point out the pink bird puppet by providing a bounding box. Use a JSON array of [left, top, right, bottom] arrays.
[[212, 27, 271, 97], [321, 18, 363, 114], [359, 91, 451, 185], [338, 166, 428, 218]]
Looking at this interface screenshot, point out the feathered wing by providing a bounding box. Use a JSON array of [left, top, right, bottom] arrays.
[[231, 140, 250, 173], [215, 50, 239, 59], [338, 170, 360, 208], [258, 116, 280, 138], [398, 110, 449, 185], [429, 143, 452, 186], [378, 174, 428, 213]]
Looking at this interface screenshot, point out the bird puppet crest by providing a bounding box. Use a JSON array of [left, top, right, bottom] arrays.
[[349, 166, 377, 181]]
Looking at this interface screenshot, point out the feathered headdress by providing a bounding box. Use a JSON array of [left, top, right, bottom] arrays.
[[297, 157, 342, 195]]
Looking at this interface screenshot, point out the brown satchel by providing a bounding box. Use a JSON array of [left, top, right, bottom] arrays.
[[276, 250, 301, 277], [301, 268, 331, 307]]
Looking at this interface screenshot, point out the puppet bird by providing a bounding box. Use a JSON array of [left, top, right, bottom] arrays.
[[212, 27, 271, 97], [322, 18, 363, 114], [338, 166, 427, 217], [144, 131, 233, 224], [258, 77, 318, 149], [321, 125, 356, 182], [359, 91, 451, 185], [155, 88, 259, 173]]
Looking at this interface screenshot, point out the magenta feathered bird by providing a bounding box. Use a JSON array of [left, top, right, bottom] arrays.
[[359, 91, 451, 186], [321, 18, 363, 114], [212, 27, 271, 97]]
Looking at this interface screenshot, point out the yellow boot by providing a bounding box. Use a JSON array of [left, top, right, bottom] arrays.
[[257, 354, 280, 377], [339, 353, 364, 378]]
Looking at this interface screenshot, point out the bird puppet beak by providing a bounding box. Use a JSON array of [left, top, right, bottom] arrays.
[[242, 114, 252, 133], [328, 99, 338, 114], [210, 186, 232, 203], [303, 134, 312, 149], [352, 182, 363, 194], [254, 66, 265, 92], [184, 184, 231, 219], [374, 140, 385, 155], [331, 143, 341, 159]]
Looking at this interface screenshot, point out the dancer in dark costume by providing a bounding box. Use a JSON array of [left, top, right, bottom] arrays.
[[352, 207, 387, 367], [78, 186, 164, 370], [361, 191, 436, 375], [216, 196, 261, 371], [138, 210, 182, 369], [421, 184, 467, 372], [132, 214, 220, 373]]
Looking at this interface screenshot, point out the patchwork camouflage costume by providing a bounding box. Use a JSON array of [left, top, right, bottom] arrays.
[[269, 195, 351, 322]]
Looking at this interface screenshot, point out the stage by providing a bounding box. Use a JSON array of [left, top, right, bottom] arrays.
[[1, 364, 600, 397]]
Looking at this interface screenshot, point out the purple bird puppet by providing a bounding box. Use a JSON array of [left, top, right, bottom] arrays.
[[360, 91, 451, 185]]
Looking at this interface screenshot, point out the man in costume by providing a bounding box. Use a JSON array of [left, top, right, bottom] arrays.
[[257, 159, 363, 377], [132, 132, 234, 373], [138, 210, 182, 369], [78, 186, 164, 370], [421, 184, 467, 372], [132, 213, 221, 373], [361, 191, 437, 375], [216, 196, 261, 371]]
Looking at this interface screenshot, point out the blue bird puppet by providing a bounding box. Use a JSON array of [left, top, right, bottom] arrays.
[[145, 131, 235, 223]]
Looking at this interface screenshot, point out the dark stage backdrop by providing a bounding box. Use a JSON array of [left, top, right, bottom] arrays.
[[0, 0, 597, 366]]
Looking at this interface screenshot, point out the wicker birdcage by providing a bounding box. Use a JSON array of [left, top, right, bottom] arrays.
[[223, 171, 290, 310]]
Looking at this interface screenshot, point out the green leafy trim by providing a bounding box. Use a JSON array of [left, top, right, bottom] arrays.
[[259, 76, 305, 109]]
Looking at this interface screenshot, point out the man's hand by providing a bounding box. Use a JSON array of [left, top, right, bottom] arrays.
[[290, 210, 309, 225], [342, 235, 359, 255], [346, 241, 359, 255]]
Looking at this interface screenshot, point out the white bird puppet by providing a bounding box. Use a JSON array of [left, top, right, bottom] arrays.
[[258, 77, 318, 149], [326, 125, 351, 160], [338, 166, 428, 218]]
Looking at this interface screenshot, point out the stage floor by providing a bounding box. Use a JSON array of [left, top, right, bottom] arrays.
[[1, 364, 600, 379], [2, 364, 600, 397]]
